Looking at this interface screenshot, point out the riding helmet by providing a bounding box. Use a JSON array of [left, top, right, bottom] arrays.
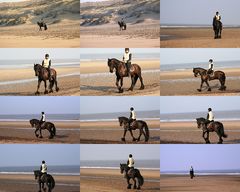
[[130, 107, 134, 111], [216, 11, 219, 14], [209, 59, 213, 63], [129, 154, 132, 158], [42, 112, 45, 114], [42, 160, 45, 164], [125, 48, 129, 51], [45, 54, 49, 58], [208, 108, 212, 111]]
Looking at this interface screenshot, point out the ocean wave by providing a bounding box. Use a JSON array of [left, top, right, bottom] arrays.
[[80, 166, 159, 171], [80, 117, 159, 122]]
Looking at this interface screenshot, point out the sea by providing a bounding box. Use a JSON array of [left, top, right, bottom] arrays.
[[80, 110, 160, 122], [161, 110, 240, 122], [0, 165, 80, 176]]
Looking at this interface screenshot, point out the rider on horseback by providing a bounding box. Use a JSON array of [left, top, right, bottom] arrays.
[[125, 154, 135, 178], [206, 108, 214, 128], [129, 107, 136, 130], [190, 166, 195, 179], [40, 112, 46, 128], [207, 59, 214, 76], [40, 160, 47, 181], [42, 54, 52, 81], [123, 48, 132, 76], [214, 12, 221, 22]]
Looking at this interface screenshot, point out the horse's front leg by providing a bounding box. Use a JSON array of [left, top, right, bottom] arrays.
[[39, 128, 43, 138], [128, 75, 135, 91], [127, 177, 132, 189], [197, 79, 203, 92], [129, 129, 137, 141], [44, 80, 48, 94], [116, 77, 122, 93], [205, 80, 211, 91], [133, 178, 137, 189], [38, 181, 42, 192], [35, 80, 41, 95], [121, 128, 127, 142], [35, 127, 39, 138], [137, 128, 143, 142]]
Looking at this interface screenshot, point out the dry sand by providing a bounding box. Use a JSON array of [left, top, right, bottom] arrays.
[[0, 174, 79, 192], [81, 168, 159, 192], [0, 121, 79, 144], [80, 120, 160, 144], [0, 67, 80, 96], [80, 60, 160, 96], [161, 27, 240, 48], [160, 121, 240, 144], [161, 174, 240, 192], [160, 68, 240, 96]]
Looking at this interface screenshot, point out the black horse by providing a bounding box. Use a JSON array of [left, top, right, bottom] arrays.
[[30, 119, 56, 139], [118, 21, 127, 31], [190, 169, 194, 179], [212, 17, 222, 39], [196, 117, 227, 144], [120, 164, 144, 190], [37, 21, 48, 31], [118, 116, 149, 142], [34, 170, 55, 192], [108, 58, 144, 93], [34, 64, 59, 95], [193, 67, 226, 92]]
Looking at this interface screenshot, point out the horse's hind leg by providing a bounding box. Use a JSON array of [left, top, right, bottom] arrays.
[[129, 130, 137, 141], [197, 80, 203, 92], [55, 78, 59, 92], [44, 81, 48, 94], [205, 81, 211, 91], [35, 128, 39, 138], [121, 129, 127, 142], [39, 128, 43, 138], [133, 178, 137, 189], [137, 129, 143, 142], [128, 76, 135, 91]]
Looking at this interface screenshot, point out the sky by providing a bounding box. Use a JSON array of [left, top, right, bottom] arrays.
[[80, 144, 160, 160], [161, 145, 240, 171], [160, 48, 240, 65], [0, 97, 79, 115], [161, 0, 240, 25], [80, 96, 160, 114], [160, 96, 240, 114], [0, 144, 79, 167], [0, 49, 79, 60]]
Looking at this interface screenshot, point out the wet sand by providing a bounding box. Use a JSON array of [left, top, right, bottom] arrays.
[[81, 168, 159, 192], [0, 174, 79, 192], [80, 23, 160, 48], [160, 68, 240, 96], [80, 60, 160, 96], [0, 121, 80, 144], [80, 120, 160, 144], [161, 27, 240, 48], [160, 121, 240, 144], [0, 67, 80, 96], [161, 174, 240, 192]]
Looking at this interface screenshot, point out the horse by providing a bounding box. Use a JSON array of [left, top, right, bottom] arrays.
[[34, 170, 55, 192], [30, 119, 56, 139], [108, 58, 144, 93], [196, 117, 227, 144], [118, 21, 126, 31], [193, 67, 226, 92], [190, 170, 194, 179], [212, 17, 222, 39], [118, 116, 149, 142], [37, 21, 48, 31], [34, 64, 59, 95], [120, 164, 144, 190]]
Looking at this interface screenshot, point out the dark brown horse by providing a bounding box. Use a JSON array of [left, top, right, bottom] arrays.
[[30, 119, 56, 139], [37, 21, 48, 31], [213, 17, 222, 39], [34, 64, 59, 95], [193, 67, 226, 92], [196, 117, 227, 144], [34, 170, 55, 192], [108, 58, 144, 93]]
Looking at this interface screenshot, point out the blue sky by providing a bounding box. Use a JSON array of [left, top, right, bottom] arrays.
[[80, 144, 160, 160], [160, 48, 240, 65], [0, 49, 79, 60], [0, 144, 79, 167], [0, 97, 79, 115], [160, 96, 240, 114], [161, 145, 240, 171], [161, 0, 240, 25], [80, 96, 160, 114]]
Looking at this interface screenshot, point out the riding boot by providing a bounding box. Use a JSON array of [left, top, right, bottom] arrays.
[[48, 68, 52, 81]]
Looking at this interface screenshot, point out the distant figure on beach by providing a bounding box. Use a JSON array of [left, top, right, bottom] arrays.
[[118, 18, 127, 31], [206, 108, 214, 127], [123, 48, 132, 76], [125, 154, 135, 178], [190, 166, 195, 179], [40, 112, 46, 128], [207, 59, 214, 76], [129, 107, 136, 130], [213, 11, 222, 39], [42, 54, 52, 80], [40, 160, 47, 180], [37, 18, 48, 31]]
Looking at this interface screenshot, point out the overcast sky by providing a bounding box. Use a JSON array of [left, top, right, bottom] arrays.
[[80, 96, 160, 114], [161, 0, 240, 25], [80, 144, 159, 160], [0, 49, 79, 60], [160, 48, 240, 65], [161, 145, 240, 171], [0, 144, 79, 167], [160, 96, 240, 114], [0, 97, 79, 114]]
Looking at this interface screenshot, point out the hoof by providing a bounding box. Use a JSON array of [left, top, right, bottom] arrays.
[[207, 88, 211, 92], [197, 89, 201, 92], [139, 86, 144, 90], [56, 87, 59, 92], [132, 138, 137, 142], [137, 187, 141, 190], [121, 138, 126, 142], [128, 88, 133, 91], [35, 134, 39, 138], [44, 90, 48, 94], [134, 186, 137, 189], [127, 184, 132, 189], [39, 136, 43, 139], [137, 138, 140, 142], [218, 142, 223, 144], [48, 136, 53, 139], [49, 90, 53, 93], [35, 91, 40, 95]]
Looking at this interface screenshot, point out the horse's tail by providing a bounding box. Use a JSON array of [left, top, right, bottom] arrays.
[[51, 124, 56, 136], [220, 123, 227, 138], [49, 175, 55, 189], [143, 122, 149, 142], [137, 173, 144, 186]]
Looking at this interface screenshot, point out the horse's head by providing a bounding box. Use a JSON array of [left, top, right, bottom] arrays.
[[196, 118, 206, 129], [120, 163, 127, 174], [108, 58, 116, 73], [34, 64, 42, 76], [193, 68, 199, 77], [33, 170, 40, 180]]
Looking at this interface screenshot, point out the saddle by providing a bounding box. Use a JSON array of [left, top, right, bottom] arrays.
[[129, 120, 137, 130], [206, 121, 214, 130], [127, 168, 134, 175]]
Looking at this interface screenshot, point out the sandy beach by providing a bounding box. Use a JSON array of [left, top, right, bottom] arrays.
[[161, 174, 240, 192], [0, 0, 80, 48], [0, 174, 79, 192], [80, 120, 159, 144], [0, 67, 80, 96], [161, 27, 240, 48], [160, 68, 240, 96], [80, 60, 160, 96], [81, 168, 159, 192], [0, 121, 79, 144], [160, 120, 240, 144]]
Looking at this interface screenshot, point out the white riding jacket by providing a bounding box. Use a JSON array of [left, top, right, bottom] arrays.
[[42, 59, 51, 68], [128, 157, 134, 168], [208, 111, 214, 121], [131, 111, 136, 120], [123, 52, 131, 63], [41, 163, 47, 173], [209, 62, 214, 70], [215, 15, 221, 21], [41, 114, 46, 122]]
